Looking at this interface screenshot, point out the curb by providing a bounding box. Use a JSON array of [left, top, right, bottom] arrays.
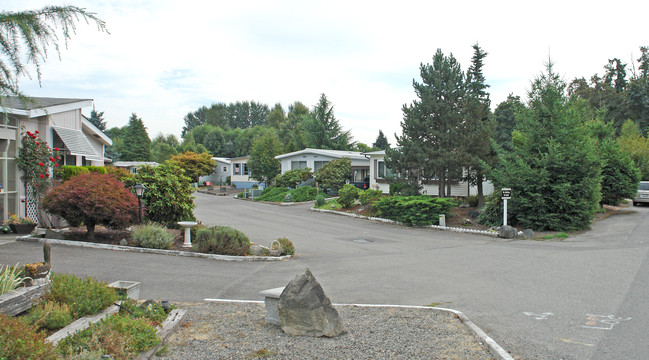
[[16, 236, 292, 262], [311, 208, 499, 237], [203, 299, 513, 360]]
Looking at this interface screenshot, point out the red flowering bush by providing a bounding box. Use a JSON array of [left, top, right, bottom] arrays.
[[16, 130, 61, 201], [42, 173, 139, 240]]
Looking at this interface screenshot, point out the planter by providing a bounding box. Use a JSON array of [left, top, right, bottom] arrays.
[[0, 283, 50, 316], [108, 281, 141, 300], [9, 223, 36, 234]]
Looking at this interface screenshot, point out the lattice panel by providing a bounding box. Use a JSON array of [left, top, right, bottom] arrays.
[[25, 184, 39, 224]]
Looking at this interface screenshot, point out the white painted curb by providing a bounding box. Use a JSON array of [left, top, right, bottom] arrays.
[[203, 298, 514, 360], [311, 208, 499, 237]]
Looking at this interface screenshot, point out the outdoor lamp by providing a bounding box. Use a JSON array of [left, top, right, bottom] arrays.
[[133, 184, 145, 223]]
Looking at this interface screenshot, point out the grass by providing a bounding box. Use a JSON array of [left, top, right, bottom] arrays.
[[540, 232, 569, 240], [314, 198, 342, 210]]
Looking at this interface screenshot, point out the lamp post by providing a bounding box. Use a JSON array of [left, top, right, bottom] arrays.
[[133, 184, 145, 224]]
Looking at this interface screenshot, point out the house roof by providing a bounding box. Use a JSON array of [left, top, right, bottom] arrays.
[[81, 117, 112, 146], [362, 150, 386, 156], [230, 155, 250, 161], [212, 157, 231, 164], [1, 96, 93, 118], [275, 148, 367, 161], [113, 161, 159, 167]]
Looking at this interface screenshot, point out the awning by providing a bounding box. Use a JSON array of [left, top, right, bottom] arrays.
[[52, 126, 102, 161]]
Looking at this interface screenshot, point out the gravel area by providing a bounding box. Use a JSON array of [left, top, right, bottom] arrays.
[[156, 302, 494, 360]]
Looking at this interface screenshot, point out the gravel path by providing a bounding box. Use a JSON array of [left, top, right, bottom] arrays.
[[156, 302, 494, 360]]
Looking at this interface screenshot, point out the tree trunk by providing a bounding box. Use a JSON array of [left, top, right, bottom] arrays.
[[476, 171, 485, 208], [86, 222, 96, 241]]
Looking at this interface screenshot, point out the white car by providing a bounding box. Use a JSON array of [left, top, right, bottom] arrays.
[[633, 181, 649, 206]]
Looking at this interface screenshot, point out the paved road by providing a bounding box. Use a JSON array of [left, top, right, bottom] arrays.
[[1, 193, 648, 359]]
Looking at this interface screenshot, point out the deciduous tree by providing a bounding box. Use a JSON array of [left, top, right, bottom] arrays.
[[168, 151, 215, 183], [247, 132, 282, 186]]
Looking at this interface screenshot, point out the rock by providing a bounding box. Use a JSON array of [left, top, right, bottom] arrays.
[[45, 229, 65, 240], [278, 268, 345, 337], [119, 238, 129, 246], [468, 210, 480, 219], [250, 244, 263, 256], [523, 229, 535, 239], [498, 225, 518, 239]]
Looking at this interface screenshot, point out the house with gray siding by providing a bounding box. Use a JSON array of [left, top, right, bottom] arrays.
[[275, 148, 370, 183]]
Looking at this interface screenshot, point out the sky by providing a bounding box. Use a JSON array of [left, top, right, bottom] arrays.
[[5, 0, 649, 147]]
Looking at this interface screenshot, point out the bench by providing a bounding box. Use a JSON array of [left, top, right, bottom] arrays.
[[259, 286, 285, 325]]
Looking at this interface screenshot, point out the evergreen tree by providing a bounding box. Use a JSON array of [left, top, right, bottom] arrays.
[[387, 48, 466, 196], [267, 103, 286, 128], [462, 43, 493, 207], [88, 109, 107, 131], [493, 95, 524, 151], [302, 94, 353, 150], [618, 120, 649, 180], [119, 113, 152, 161], [480, 62, 602, 231], [372, 130, 390, 150], [151, 134, 179, 163]]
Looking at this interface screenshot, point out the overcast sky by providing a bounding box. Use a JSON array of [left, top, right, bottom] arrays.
[[5, 1, 649, 146]]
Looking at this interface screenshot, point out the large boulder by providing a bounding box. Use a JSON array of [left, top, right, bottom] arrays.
[[278, 268, 345, 337], [498, 225, 518, 239]]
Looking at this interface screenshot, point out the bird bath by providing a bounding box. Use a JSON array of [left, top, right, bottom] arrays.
[[178, 221, 198, 247]]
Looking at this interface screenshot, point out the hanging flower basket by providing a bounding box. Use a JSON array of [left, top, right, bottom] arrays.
[[9, 223, 37, 234]]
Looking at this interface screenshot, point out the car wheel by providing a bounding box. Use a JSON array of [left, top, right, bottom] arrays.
[[633, 202, 638, 206]]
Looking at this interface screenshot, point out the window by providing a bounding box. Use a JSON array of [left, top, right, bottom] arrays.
[[223, 166, 227, 172], [291, 161, 307, 170], [242, 163, 249, 175], [377, 160, 393, 179], [234, 163, 241, 175], [313, 161, 328, 172]]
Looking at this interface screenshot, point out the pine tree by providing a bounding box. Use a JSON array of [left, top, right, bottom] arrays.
[[88, 109, 107, 131], [119, 113, 151, 161], [387, 49, 466, 196], [480, 62, 602, 231], [372, 130, 390, 150], [302, 94, 353, 150]]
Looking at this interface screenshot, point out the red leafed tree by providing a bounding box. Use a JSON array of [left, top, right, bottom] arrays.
[[42, 172, 138, 240]]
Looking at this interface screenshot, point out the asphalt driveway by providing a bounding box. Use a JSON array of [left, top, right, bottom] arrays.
[[2, 193, 648, 359]]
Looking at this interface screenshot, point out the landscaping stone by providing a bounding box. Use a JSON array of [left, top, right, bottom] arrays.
[[278, 268, 345, 337], [250, 244, 263, 256], [120, 238, 129, 246], [45, 229, 65, 240], [523, 229, 535, 239], [498, 225, 518, 239]]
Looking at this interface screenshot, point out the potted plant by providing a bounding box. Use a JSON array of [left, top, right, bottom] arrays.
[[4, 214, 37, 234]]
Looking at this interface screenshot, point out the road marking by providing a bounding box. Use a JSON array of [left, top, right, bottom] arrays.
[[523, 311, 554, 320], [581, 314, 631, 330], [559, 338, 595, 347]]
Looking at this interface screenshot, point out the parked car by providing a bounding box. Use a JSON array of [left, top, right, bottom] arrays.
[[350, 176, 370, 190], [633, 181, 649, 206]]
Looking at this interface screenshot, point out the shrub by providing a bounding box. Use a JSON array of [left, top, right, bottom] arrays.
[[256, 187, 290, 202], [275, 237, 295, 255], [274, 168, 313, 188], [464, 195, 479, 207], [315, 158, 351, 192], [315, 194, 326, 206], [388, 181, 421, 196], [289, 186, 318, 202], [59, 165, 108, 182], [57, 314, 160, 359], [131, 223, 175, 249], [42, 172, 138, 240], [0, 314, 57, 360], [0, 263, 28, 295], [373, 196, 456, 226], [26, 301, 74, 331], [195, 226, 250, 256], [105, 166, 135, 183], [124, 163, 196, 227], [118, 299, 169, 327], [46, 273, 117, 318], [359, 189, 382, 205], [337, 184, 360, 208]]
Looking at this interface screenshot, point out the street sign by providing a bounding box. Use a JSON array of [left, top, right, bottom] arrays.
[[501, 188, 512, 199]]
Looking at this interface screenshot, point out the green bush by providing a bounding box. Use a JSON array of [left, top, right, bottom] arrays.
[[358, 189, 382, 205], [46, 273, 117, 318], [289, 186, 318, 202], [464, 195, 479, 207], [0, 263, 28, 295], [274, 168, 313, 188], [131, 223, 175, 249], [373, 196, 456, 226], [256, 187, 290, 202], [59, 165, 108, 182], [337, 184, 360, 208], [26, 301, 74, 331], [275, 237, 295, 255], [315, 194, 326, 206], [118, 299, 169, 327], [315, 158, 351, 192], [388, 181, 421, 196], [57, 314, 160, 358], [0, 314, 57, 360], [195, 226, 250, 256]]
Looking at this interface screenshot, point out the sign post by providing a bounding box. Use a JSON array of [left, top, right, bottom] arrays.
[[501, 188, 512, 226]]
